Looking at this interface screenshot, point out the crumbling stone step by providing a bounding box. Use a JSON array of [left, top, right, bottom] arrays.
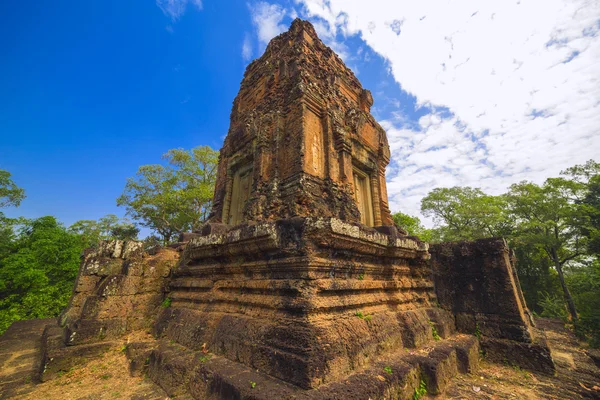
[[39, 324, 116, 382], [0, 318, 56, 398], [145, 334, 479, 400]]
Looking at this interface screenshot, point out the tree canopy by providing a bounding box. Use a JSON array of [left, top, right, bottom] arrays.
[[405, 159, 600, 345], [69, 214, 139, 247], [0, 216, 85, 333], [117, 146, 218, 243], [0, 169, 25, 209]]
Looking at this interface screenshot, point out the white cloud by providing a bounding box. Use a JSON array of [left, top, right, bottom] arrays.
[[242, 33, 253, 62], [295, 0, 600, 224], [249, 2, 288, 46], [156, 0, 203, 21]]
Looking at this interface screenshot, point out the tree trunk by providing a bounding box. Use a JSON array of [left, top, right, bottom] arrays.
[[554, 261, 578, 322]]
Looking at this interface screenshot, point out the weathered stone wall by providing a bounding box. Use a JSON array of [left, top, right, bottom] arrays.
[[38, 240, 180, 381], [429, 238, 555, 374], [60, 240, 179, 345], [429, 238, 532, 342], [156, 217, 456, 389]]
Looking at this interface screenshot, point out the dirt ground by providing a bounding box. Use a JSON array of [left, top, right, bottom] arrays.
[[4, 331, 167, 400], [441, 319, 600, 400], [3, 318, 599, 400]]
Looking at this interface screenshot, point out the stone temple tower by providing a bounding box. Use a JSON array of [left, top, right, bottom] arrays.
[[208, 18, 393, 228], [149, 18, 552, 398], [40, 18, 554, 400]]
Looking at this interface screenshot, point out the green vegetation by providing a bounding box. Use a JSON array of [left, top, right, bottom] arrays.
[[0, 170, 25, 209], [429, 321, 441, 341], [0, 216, 86, 334], [161, 297, 172, 308], [117, 146, 218, 244], [413, 379, 427, 400], [69, 214, 139, 248], [383, 366, 393, 374], [249, 381, 256, 389], [392, 212, 433, 242], [355, 311, 372, 322], [0, 147, 218, 335], [474, 323, 482, 340], [394, 159, 600, 346]]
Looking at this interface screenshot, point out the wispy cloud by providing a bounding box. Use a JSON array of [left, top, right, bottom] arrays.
[[248, 2, 288, 47], [242, 33, 254, 62], [295, 0, 600, 223], [156, 0, 203, 22]]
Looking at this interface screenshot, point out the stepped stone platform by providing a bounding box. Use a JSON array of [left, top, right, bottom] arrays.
[[0, 318, 55, 398], [156, 217, 446, 390], [145, 333, 479, 399]]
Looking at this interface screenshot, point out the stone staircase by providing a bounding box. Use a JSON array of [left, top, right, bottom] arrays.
[[0, 319, 55, 398], [142, 308, 480, 400]]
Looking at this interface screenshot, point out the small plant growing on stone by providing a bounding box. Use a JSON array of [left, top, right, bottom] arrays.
[[474, 323, 482, 340], [249, 381, 257, 389], [355, 311, 373, 322], [383, 366, 393, 374], [413, 379, 427, 400], [429, 321, 441, 341], [199, 354, 212, 363], [161, 297, 172, 308]]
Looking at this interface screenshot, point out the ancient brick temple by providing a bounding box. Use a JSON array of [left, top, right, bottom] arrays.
[[208, 19, 392, 228], [21, 19, 555, 400], [149, 19, 553, 397]]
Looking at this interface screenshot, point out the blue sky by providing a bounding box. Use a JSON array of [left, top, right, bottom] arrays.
[[1, 0, 599, 231]]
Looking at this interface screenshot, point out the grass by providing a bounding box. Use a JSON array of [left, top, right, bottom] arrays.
[[355, 311, 373, 322], [199, 354, 212, 363], [161, 297, 172, 308], [474, 323, 482, 340], [429, 321, 441, 341], [357, 273, 364, 280], [413, 379, 427, 400]]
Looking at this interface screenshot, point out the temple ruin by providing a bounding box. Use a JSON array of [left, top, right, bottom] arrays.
[[1, 19, 560, 400]]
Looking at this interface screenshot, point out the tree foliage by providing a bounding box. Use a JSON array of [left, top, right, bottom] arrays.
[[506, 178, 587, 322], [392, 211, 433, 242], [421, 187, 512, 241], [0, 169, 26, 209], [0, 216, 85, 333], [416, 160, 600, 345], [68, 214, 139, 247], [117, 146, 218, 244]]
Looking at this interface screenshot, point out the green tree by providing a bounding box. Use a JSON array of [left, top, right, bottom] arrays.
[[506, 178, 587, 323], [0, 216, 85, 333], [110, 224, 139, 241], [421, 187, 512, 241], [69, 214, 139, 247], [566, 260, 600, 346], [0, 169, 25, 208], [117, 146, 218, 244], [392, 211, 433, 242]]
